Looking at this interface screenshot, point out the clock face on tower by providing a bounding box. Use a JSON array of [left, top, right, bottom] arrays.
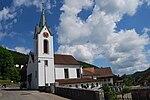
[[43, 32, 49, 38]]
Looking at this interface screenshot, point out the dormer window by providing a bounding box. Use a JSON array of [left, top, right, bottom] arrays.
[[44, 39, 48, 53]]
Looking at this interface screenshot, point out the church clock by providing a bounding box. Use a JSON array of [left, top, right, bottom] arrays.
[[43, 32, 49, 38]]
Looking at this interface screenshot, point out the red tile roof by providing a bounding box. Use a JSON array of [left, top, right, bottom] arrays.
[[82, 67, 113, 78], [95, 68, 113, 78], [82, 70, 94, 76], [56, 78, 99, 85], [83, 67, 95, 73], [54, 54, 80, 65], [29, 54, 80, 65]]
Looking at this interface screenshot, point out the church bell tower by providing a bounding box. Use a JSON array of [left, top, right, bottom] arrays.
[[34, 4, 55, 88]]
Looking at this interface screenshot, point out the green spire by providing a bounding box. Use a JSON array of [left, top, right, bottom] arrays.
[[39, 3, 46, 28]]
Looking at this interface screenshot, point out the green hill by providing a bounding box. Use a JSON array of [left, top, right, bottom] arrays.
[[9, 50, 28, 65], [0, 46, 28, 65], [131, 67, 150, 78], [78, 61, 98, 68], [1, 46, 101, 68], [1, 46, 99, 68], [131, 67, 150, 85]]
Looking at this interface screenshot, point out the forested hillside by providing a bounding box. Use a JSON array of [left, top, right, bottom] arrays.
[[78, 61, 98, 68], [0, 46, 28, 65], [131, 67, 150, 85], [9, 50, 28, 65], [131, 67, 150, 78]]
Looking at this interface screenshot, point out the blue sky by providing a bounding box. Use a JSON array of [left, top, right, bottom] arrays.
[[0, 0, 150, 75]]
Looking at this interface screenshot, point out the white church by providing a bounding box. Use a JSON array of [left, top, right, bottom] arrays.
[[27, 6, 113, 90], [27, 6, 83, 89]]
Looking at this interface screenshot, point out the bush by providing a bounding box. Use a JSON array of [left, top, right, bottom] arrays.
[[102, 85, 119, 100], [122, 86, 131, 94], [0, 80, 11, 84], [9, 67, 21, 83]]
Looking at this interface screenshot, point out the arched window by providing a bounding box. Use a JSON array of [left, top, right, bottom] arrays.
[[44, 40, 48, 53]]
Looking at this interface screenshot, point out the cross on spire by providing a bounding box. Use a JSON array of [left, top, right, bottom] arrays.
[[42, 3, 44, 11]]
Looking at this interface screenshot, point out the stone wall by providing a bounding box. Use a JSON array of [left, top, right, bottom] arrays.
[[131, 87, 150, 100], [55, 86, 104, 100]]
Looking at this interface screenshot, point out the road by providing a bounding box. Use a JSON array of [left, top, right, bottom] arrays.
[[0, 88, 69, 100]]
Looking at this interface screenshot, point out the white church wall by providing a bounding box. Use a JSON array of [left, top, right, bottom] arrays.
[[37, 59, 55, 86], [69, 68, 77, 78], [55, 67, 64, 79], [45, 59, 55, 84], [27, 56, 38, 89], [38, 26, 53, 58], [55, 64, 81, 79], [37, 25, 55, 87], [38, 59, 45, 86], [33, 61, 38, 89]]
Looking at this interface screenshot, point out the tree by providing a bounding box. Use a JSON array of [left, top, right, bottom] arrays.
[[123, 86, 131, 93], [121, 86, 131, 99], [121, 74, 134, 86], [9, 67, 21, 82], [102, 85, 118, 100], [9, 50, 28, 65], [0, 46, 14, 79]]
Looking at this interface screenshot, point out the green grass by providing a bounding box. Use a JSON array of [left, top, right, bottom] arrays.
[[0, 80, 11, 84]]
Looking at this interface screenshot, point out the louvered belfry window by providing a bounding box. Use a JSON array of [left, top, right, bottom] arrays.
[[44, 40, 48, 53]]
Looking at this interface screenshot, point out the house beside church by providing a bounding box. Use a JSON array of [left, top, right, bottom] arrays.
[[27, 5, 113, 90], [82, 67, 113, 85]]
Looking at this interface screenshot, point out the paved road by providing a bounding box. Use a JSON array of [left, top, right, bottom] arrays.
[[0, 88, 69, 100]]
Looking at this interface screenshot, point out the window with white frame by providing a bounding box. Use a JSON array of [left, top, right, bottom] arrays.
[[64, 69, 69, 78]]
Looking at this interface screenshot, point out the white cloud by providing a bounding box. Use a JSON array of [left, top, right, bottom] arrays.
[[57, 43, 98, 63], [105, 29, 149, 73], [7, 47, 30, 54], [14, 47, 30, 54], [143, 27, 150, 34], [96, 0, 141, 16], [57, 0, 150, 74], [13, 0, 57, 11], [0, 6, 17, 31], [0, 0, 56, 31], [145, 0, 150, 5], [4, 19, 17, 30], [0, 7, 17, 21]]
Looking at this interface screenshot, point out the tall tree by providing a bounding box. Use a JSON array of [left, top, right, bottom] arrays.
[[9, 67, 21, 82], [0, 46, 14, 79], [122, 74, 134, 86]]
